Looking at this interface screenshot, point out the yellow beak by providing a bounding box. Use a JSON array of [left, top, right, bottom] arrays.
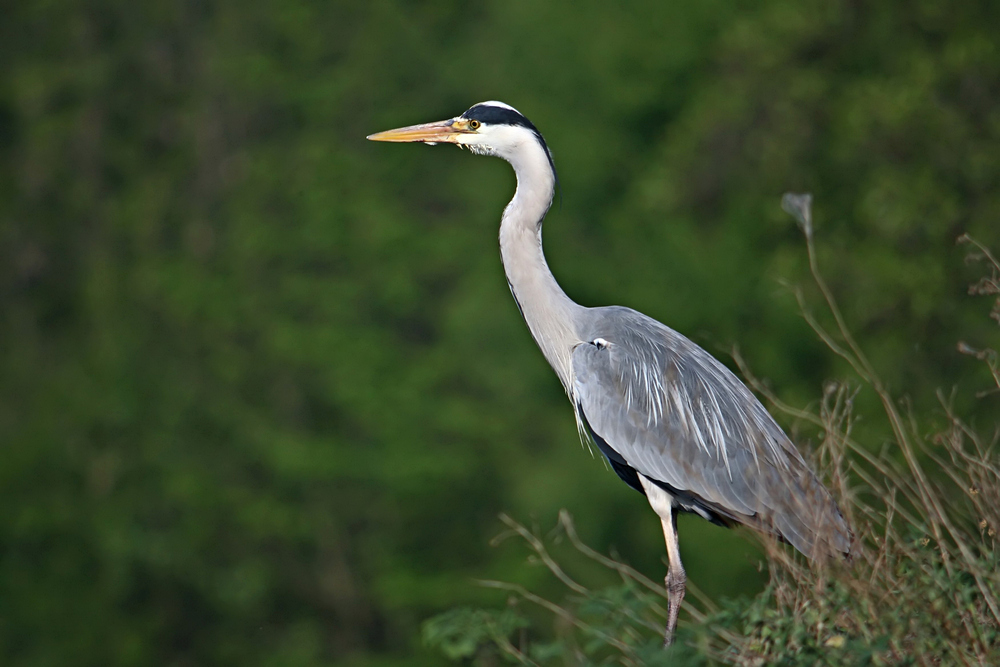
[[367, 118, 473, 144]]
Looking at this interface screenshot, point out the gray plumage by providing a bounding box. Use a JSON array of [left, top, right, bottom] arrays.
[[368, 100, 851, 647], [573, 306, 850, 557]]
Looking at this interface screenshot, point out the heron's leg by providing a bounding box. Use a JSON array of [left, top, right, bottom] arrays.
[[660, 506, 686, 647], [637, 475, 687, 648]]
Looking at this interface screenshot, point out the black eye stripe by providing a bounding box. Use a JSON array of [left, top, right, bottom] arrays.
[[461, 105, 535, 129], [460, 104, 556, 177]]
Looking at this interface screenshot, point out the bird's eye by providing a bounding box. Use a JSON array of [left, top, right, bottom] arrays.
[[469, 120, 481, 130]]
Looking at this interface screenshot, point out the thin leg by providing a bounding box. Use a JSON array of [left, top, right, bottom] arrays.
[[637, 475, 687, 648], [661, 507, 686, 648]]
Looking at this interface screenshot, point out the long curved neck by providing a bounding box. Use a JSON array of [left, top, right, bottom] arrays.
[[499, 140, 582, 392]]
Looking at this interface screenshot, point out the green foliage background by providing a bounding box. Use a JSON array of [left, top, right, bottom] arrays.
[[2, 1, 998, 664]]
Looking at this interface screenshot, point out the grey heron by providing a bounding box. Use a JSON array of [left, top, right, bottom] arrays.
[[368, 101, 851, 647]]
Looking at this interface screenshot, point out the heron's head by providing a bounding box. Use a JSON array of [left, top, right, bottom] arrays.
[[367, 101, 553, 169]]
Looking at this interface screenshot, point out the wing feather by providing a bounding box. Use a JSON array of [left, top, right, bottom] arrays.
[[572, 306, 850, 557]]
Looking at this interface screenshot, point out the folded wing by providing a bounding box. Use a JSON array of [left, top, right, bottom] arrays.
[[572, 306, 850, 558]]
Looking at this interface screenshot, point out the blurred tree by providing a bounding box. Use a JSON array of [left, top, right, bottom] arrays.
[[0, 1, 997, 665]]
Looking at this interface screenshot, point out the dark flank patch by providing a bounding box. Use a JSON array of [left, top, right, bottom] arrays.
[[577, 403, 736, 528], [577, 403, 646, 494]]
